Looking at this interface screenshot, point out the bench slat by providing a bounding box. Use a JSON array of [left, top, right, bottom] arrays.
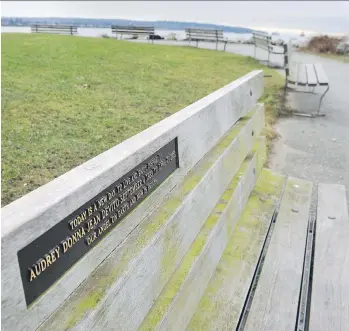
[[31, 31, 77, 35], [112, 26, 154, 30], [252, 31, 270, 38], [145, 140, 266, 331], [111, 26, 155, 37], [187, 169, 286, 331], [297, 63, 308, 86], [33, 32, 76, 35], [186, 32, 223, 35], [244, 177, 312, 331], [287, 62, 298, 84], [187, 36, 225, 42], [186, 31, 222, 35], [30, 25, 77, 35], [185, 28, 222, 32], [31, 25, 76, 28], [309, 184, 349, 331], [32, 28, 77, 31], [305, 64, 318, 86], [314, 64, 329, 86], [187, 33, 221, 37], [252, 32, 278, 55], [254, 38, 270, 51], [112, 29, 154, 32], [113, 31, 154, 35], [185, 29, 224, 42]]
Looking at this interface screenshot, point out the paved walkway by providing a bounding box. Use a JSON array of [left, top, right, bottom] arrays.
[[269, 52, 349, 209]]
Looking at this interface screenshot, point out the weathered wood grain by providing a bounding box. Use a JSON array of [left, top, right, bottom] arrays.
[[139, 138, 266, 331], [309, 184, 349, 331], [297, 64, 308, 86], [37, 106, 264, 331], [314, 64, 329, 86], [244, 177, 312, 331], [187, 168, 285, 331], [305, 64, 317, 86]]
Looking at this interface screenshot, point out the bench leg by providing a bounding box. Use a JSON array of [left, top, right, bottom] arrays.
[[317, 85, 330, 115]]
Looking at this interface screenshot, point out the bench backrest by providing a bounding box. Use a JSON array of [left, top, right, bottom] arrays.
[[1, 70, 264, 331], [30, 24, 78, 35], [185, 28, 225, 41], [252, 31, 273, 51], [283, 40, 294, 77], [111, 25, 155, 36]]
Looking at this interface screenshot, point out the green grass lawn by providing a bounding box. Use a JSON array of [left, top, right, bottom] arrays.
[[1, 33, 284, 206]]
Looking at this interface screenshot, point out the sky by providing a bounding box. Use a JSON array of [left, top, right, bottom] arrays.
[[2, 1, 349, 35]]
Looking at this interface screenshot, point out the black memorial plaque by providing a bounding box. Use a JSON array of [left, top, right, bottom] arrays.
[[18, 138, 179, 306]]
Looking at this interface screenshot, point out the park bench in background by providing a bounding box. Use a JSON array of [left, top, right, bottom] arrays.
[[2, 71, 347, 331], [111, 25, 155, 43], [185, 28, 228, 51], [284, 41, 330, 117], [30, 24, 78, 35], [252, 31, 285, 66]]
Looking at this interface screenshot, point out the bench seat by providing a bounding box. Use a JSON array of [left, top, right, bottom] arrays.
[[284, 42, 330, 116], [287, 63, 329, 87]]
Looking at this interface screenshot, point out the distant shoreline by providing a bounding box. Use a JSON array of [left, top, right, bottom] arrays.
[[1, 17, 255, 33]]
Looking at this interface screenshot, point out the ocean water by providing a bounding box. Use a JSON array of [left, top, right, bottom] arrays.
[[1, 26, 312, 45]]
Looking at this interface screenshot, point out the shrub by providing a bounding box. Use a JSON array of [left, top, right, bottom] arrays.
[[304, 35, 345, 54]]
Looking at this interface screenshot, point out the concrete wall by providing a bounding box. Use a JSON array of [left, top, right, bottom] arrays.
[[1, 70, 264, 331]]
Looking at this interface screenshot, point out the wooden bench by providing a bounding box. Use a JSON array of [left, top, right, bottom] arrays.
[[30, 24, 78, 36], [185, 28, 228, 51], [111, 25, 155, 44], [2, 71, 348, 331], [235, 180, 349, 331], [252, 31, 285, 66], [284, 41, 330, 117]]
